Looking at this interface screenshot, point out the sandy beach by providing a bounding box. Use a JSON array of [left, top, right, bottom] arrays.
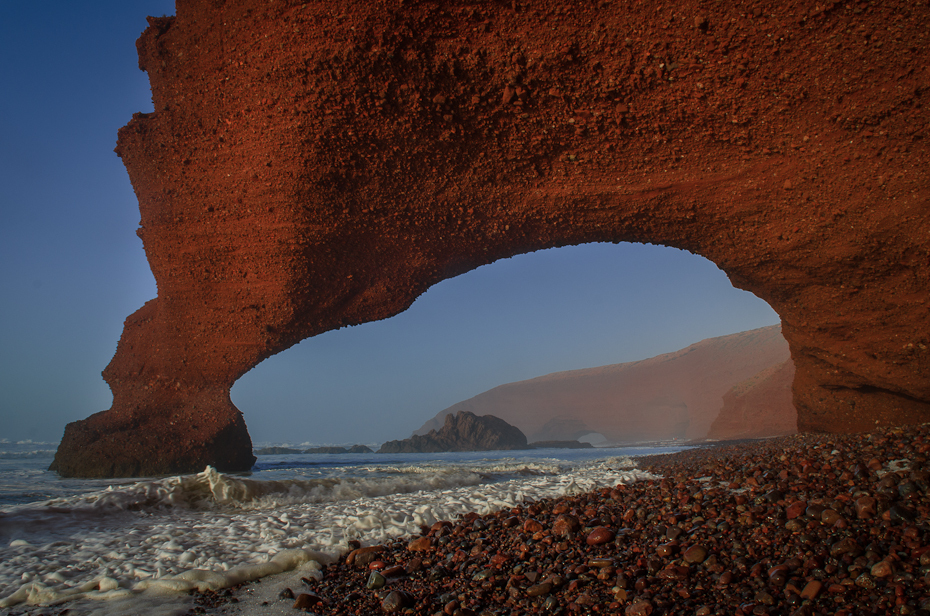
[[179, 424, 929, 616]]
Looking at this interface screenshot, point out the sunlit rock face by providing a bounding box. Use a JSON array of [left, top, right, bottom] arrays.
[[52, 0, 930, 477]]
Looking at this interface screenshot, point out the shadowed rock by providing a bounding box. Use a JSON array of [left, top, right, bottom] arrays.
[[378, 412, 528, 453]]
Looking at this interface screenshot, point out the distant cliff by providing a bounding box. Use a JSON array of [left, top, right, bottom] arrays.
[[415, 326, 795, 444], [379, 411, 528, 453], [707, 359, 797, 440]]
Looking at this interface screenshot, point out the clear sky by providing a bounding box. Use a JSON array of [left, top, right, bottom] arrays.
[[0, 2, 780, 447]]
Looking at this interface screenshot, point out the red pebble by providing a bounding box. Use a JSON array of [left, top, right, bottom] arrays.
[[586, 526, 615, 546]]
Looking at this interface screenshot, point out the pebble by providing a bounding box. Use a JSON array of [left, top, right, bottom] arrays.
[[236, 425, 930, 616], [800, 580, 822, 599], [367, 571, 386, 589], [381, 590, 411, 612], [625, 599, 654, 615], [293, 592, 325, 610], [407, 537, 432, 551], [683, 545, 708, 564], [526, 582, 552, 596], [586, 526, 615, 546], [870, 560, 893, 578], [552, 513, 580, 535], [523, 518, 544, 533], [855, 495, 876, 518]]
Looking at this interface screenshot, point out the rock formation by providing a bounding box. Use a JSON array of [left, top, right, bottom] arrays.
[[52, 0, 930, 476], [707, 360, 798, 440], [416, 326, 793, 444], [378, 411, 528, 454]]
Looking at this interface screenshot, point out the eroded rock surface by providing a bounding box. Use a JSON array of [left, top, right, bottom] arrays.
[[53, 0, 929, 476]]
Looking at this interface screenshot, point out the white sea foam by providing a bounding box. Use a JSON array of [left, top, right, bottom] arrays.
[[0, 456, 656, 614]]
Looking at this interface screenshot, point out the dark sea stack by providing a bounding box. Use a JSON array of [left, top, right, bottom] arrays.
[[379, 412, 528, 453], [55, 0, 930, 476]]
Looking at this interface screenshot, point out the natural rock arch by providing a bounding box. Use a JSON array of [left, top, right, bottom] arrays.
[[52, 0, 929, 477]]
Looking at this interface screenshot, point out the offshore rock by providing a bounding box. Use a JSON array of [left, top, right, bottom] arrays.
[[54, 0, 930, 476], [378, 412, 528, 453]]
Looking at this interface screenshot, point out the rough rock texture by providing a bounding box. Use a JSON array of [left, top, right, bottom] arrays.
[[379, 411, 528, 453], [707, 359, 798, 440], [416, 326, 793, 443], [53, 0, 930, 476]]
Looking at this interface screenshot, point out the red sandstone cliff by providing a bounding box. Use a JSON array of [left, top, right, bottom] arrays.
[[416, 326, 795, 444], [51, 0, 930, 476], [707, 359, 797, 440]]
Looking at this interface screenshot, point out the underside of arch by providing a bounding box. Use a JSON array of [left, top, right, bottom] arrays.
[[51, 0, 929, 477]]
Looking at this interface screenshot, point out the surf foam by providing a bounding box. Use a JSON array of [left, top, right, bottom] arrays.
[[0, 456, 655, 614]]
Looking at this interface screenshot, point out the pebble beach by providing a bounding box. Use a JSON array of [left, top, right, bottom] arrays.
[[210, 424, 930, 616]]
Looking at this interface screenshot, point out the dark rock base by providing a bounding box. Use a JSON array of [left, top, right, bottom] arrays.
[[50, 398, 255, 478]]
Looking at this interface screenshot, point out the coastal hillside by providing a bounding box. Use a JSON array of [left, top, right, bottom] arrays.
[[416, 325, 795, 444]]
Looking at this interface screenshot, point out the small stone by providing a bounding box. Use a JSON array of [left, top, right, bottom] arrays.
[[588, 558, 614, 568], [552, 514, 581, 536], [870, 560, 893, 578], [785, 519, 804, 532], [855, 573, 876, 590], [656, 542, 678, 557], [346, 545, 383, 566], [367, 571, 386, 589], [800, 580, 822, 599], [755, 591, 775, 605], [293, 592, 325, 610], [625, 599, 654, 616], [278, 588, 294, 600], [683, 545, 708, 564], [527, 582, 553, 597], [785, 501, 806, 519], [524, 518, 544, 533], [382, 565, 404, 578], [586, 526, 615, 546], [404, 558, 423, 574], [407, 537, 432, 551], [886, 504, 917, 522], [821, 509, 843, 525], [381, 590, 411, 613], [503, 86, 516, 105], [829, 537, 861, 557]]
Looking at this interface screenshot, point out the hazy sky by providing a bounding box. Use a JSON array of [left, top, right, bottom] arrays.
[[0, 2, 780, 447]]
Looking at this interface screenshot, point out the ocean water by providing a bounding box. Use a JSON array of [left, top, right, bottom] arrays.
[[0, 441, 684, 615]]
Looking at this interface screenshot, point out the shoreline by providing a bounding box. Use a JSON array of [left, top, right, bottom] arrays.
[[205, 424, 929, 616]]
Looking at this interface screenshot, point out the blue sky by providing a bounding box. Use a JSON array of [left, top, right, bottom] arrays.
[[0, 2, 780, 446]]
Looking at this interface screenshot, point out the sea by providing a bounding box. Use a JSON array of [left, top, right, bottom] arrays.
[[0, 440, 685, 616]]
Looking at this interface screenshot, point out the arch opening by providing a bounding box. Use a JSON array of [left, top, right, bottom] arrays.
[[231, 242, 784, 447]]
